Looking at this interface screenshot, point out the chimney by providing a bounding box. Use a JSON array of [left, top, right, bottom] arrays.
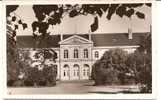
[[88, 30, 91, 41], [128, 28, 132, 39], [60, 33, 63, 41]]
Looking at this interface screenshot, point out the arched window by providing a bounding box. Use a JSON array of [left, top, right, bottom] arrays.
[[83, 69, 86, 76], [74, 49, 78, 58], [63, 64, 69, 77], [73, 64, 80, 77], [73, 70, 76, 76], [83, 64, 90, 77], [87, 69, 90, 76], [64, 49, 68, 58], [84, 49, 88, 58], [95, 51, 99, 58], [64, 70, 66, 76]]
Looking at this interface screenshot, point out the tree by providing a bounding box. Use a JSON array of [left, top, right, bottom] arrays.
[[31, 4, 151, 45], [6, 5, 28, 86], [17, 48, 57, 86], [126, 33, 152, 93], [92, 48, 129, 85], [30, 48, 57, 86], [6, 5, 58, 86]]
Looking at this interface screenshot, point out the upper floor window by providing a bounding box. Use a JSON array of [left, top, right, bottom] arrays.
[[84, 49, 88, 58], [95, 51, 99, 58], [64, 49, 68, 58], [74, 49, 78, 58]]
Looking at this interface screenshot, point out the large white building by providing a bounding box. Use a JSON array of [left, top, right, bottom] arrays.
[[17, 32, 148, 80]]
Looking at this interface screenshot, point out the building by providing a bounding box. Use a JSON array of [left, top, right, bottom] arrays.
[[17, 32, 148, 81]]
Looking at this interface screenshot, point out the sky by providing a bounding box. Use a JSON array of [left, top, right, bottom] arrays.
[[12, 4, 151, 36]]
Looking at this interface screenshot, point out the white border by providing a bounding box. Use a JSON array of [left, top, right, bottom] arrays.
[[0, 1, 3, 100], [156, 2, 161, 100], [2, 0, 154, 5], [1, 0, 156, 99]]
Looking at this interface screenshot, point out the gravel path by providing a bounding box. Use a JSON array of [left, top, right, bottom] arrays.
[[7, 80, 139, 95]]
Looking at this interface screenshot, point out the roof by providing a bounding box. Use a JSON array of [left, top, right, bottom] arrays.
[[91, 33, 147, 46], [17, 35, 60, 48], [16, 33, 148, 48], [59, 35, 93, 45]]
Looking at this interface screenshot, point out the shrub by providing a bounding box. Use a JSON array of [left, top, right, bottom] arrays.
[[7, 80, 15, 86], [92, 48, 128, 85], [38, 80, 47, 86], [24, 80, 34, 86], [12, 80, 24, 87]]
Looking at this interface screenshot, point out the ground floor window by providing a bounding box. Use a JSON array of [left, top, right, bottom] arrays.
[[83, 69, 86, 76], [64, 70, 66, 76], [73, 64, 80, 79], [62, 64, 90, 80], [83, 64, 90, 77], [63, 64, 70, 77]]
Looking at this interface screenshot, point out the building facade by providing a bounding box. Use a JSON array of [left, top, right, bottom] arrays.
[[17, 32, 148, 81]]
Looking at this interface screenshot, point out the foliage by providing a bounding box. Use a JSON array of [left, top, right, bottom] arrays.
[[126, 34, 152, 93], [7, 34, 19, 83], [32, 4, 151, 37], [6, 5, 28, 86], [6, 5, 58, 87], [6, 5, 19, 16], [92, 34, 152, 93], [17, 49, 57, 87], [92, 48, 129, 85]]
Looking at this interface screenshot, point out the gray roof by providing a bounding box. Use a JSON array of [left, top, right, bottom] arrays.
[[16, 33, 148, 48], [91, 33, 147, 46]]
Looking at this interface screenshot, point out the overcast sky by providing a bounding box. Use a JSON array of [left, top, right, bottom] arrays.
[[12, 4, 151, 36]]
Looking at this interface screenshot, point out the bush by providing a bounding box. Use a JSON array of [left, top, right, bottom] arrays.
[[7, 80, 15, 86], [12, 80, 24, 86], [126, 50, 152, 93], [18, 49, 57, 87], [92, 49, 128, 85], [24, 80, 34, 86], [38, 80, 47, 86], [22, 64, 57, 87]]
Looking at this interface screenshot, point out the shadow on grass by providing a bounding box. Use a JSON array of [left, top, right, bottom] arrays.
[[88, 91, 141, 94], [118, 91, 140, 94], [88, 91, 117, 94], [83, 84, 94, 86]]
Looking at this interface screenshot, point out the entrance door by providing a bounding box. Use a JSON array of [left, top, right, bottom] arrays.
[[63, 64, 70, 80], [73, 64, 80, 80]]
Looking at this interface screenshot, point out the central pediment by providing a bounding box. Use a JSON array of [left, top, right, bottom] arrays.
[[59, 35, 93, 45]]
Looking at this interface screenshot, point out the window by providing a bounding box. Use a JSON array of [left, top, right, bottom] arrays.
[[83, 64, 90, 77], [63, 64, 69, 77], [64, 70, 66, 76], [95, 51, 99, 58], [84, 49, 88, 58], [74, 49, 78, 58], [83, 69, 86, 76], [77, 71, 79, 76], [67, 70, 70, 76], [64, 50, 68, 58], [73, 64, 79, 77], [87, 69, 90, 76], [74, 70, 76, 76]]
